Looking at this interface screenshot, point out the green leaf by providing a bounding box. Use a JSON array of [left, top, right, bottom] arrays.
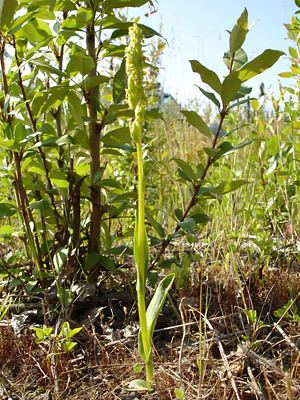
[[39, 88, 67, 114], [221, 72, 242, 105], [178, 214, 210, 231], [9, 11, 37, 35], [238, 49, 285, 82], [173, 158, 196, 182], [295, 0, 300, 7], [190, 60, 222, 93], [109, 245, 130, 255], [74, 162, 90, 176], [0, 0, 18, 30], [196, 163, 205, 179], [49, 170, 69, 189], [214, 180, 248, 195], [101, 148, 123, 156], [158, 258, 178, 269], [66, 53, 95, 75], [146, 109, 164, 120], [0, 203, 17, 217], [53, 247, 68, 274], [204, 147, 220, 158], [171, 255, 190, 290], [101, 15, 124, 28], [61, 6, 92, 29], [230, 8, 248, 54], [84, 252, 101, 271], [110, 23, 163, 40], [60, 322, 71, 337], [289, 66, 300, 76], [197, 87, 220, 108], [138, 274, 174, 362], [127, 379, 151, 392], [189, 213, 210, 224], [57, 287, 74, 306], [68, 91, 84, 127], [228, 95, 253, 110], [174, 208, 183, 221], [146, 208, 164, 238], [54, 0, 76, 11], [205, 139, 252, 161], [56, 134, 78, 146], [215, 140, 252, 160], [102, 127, 131, 146], [82, 75, 110, 90], [293, 121, 300, 130], [279, 72, 296, 78], [61, 341, 77, 353], [30, 92, 47, 117], [233, 85, 252, 101], [0, 225, 13, 235], [39, 90, 63, 111], [133, 363, 143, 373], [223, 48, 248, 70], [103, 44, 126, 58], [98, 255, 115, 271], [113, 59, 126, 103], [181, 110, 211, 137], [14, 124, 28, 147], [288, 47, 298, 58], [148, 270, 159, 286], [175, 387, 185, 400], [91, 167, 105, 186], [32, 325, 52, 343], [105, 0, 151, 8], [179, 218, 196, 232], [29, 199, 51, 211], [17, 19, 52, 43], [99, 179, 122, 189], [31, 59, 66, 77], [139, 23, 163, 39], [274, 302, 290, 319], [146, 274, 174, 335]]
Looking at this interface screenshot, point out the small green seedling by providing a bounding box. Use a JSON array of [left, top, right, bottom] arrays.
[[32, 321, 82, 353], [175, 387, 186, 400], [243, 308, 268, 345], [274, 300, 300, 323]]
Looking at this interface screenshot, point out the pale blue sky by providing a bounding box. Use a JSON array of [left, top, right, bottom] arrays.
[[131, 0, 297, 104]]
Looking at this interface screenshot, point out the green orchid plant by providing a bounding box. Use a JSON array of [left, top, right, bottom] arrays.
[[126, 23, 174, 390]]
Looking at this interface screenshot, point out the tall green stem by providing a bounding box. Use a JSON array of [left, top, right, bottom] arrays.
[[136, 140, 153, 384]]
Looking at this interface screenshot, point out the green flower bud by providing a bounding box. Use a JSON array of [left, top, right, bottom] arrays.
[[126, 23, 144, 105], [130, 104, 145, 142], [130, 119, 141, 143], [125, 23, 145, 142]]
